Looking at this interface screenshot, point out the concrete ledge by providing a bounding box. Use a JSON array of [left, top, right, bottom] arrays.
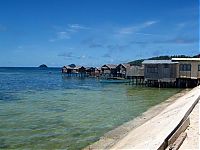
[[111, 86, 200, 150]]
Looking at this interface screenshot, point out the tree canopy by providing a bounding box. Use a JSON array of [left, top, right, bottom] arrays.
[[128, 54, 200, 66]]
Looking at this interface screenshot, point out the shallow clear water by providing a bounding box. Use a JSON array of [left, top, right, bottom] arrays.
[[0, 68, 181, 149]]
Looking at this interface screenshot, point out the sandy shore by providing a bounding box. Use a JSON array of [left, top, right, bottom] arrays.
[[84, 89, 191, 150]]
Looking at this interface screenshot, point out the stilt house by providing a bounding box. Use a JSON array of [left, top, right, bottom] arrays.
[[172, 58, 200, 87], [101, 64, 117, 78], [142, 60, 178, 87]]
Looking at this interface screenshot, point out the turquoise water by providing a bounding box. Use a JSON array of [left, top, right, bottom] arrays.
[[0, 68, 181, 149]]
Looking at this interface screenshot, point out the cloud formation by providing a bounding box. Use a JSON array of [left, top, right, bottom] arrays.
[[50, 24, 89, 42], [58, 51, 92, 61], [89, 43, 104, 48], [116, 20, 158, 35], [102, 53, 111, 58], [153, 37, 198, 44], [57, 32, 70, 40], [68, 24, 90, 30], [81, 36, 105, 48], [130, 36, 198, 46], [107, 44, 130, 51], [58, 52, 74, 58]]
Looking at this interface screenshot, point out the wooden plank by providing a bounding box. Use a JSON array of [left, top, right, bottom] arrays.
[[167, 132, 187, 150], [167, 117, 190, 146]]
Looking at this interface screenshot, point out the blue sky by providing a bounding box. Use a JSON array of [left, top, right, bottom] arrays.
[[0, 0, 199, 67]]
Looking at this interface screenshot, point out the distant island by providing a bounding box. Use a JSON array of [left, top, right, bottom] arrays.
[[39, 64, 48, 68]]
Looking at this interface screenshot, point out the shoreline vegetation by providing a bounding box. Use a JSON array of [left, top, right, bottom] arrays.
[[84, 89, 191, 149], [128, 54, 200, 66]]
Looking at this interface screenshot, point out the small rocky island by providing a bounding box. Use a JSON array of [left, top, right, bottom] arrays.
[[39, 64, 48, 68]]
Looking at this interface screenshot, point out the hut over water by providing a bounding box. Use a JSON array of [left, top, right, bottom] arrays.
[[101, 64, 118, 78], [116, 64, 131, 78], [62, 65, 100, 77], [126, 66, 144, 78], [62, 65, 86, 77], [142, 58, 200, 87], [171, 58, 200, 87], [86, 67, 101, 77], [142, 60, 178, 87], [171, 58, 200, 79]]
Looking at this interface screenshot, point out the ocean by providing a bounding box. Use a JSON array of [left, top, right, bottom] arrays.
[[0, 67, 181, 149]]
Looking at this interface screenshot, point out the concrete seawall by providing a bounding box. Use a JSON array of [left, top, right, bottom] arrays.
[[111, 86, 200, 149]]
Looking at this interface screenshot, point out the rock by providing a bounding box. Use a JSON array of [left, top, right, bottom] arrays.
[[39, 64, 48, 68]]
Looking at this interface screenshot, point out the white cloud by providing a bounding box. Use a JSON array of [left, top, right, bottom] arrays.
[[49, 31, 70, 42], [80, 55, 86, 59], [49, 24, 89, 42], [57, 31, 70, 39], [68, 24, 90, 30], [117, 20, 158, 35], [58, 52, 74, 58], [144, 21, 157, 26], [135, 32, 155, 36], [58, 50, 89, 60], [118, 27, 136, 34]]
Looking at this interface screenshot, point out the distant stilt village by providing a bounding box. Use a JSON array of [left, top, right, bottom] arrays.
[[62, 57, 200, 88]]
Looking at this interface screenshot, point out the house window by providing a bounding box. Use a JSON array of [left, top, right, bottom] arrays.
[[198, 65, 200, 71], [147, 67, 158, 73], [179, 64, 191, 71], [187, 64, 191, 71], [164, 64, 169, 68]]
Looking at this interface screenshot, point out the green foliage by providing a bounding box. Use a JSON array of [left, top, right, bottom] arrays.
[[69, 64, 76, 68], [193, 54, 200, 58], [148, 55, 171, 60], [171, 55, 192, 58], [128, 59, 144, 66], [128, 54, 199, 66]]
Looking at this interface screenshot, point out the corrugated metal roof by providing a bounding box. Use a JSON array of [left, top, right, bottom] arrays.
[[74, 66, 86, 69], [102, 64, 117, 69], [117, 63, 131, 68], [122, 63, 131, 68], [172, 58, 200, 61], [63, 66, 73, 69], [142, 60, 178, 64]]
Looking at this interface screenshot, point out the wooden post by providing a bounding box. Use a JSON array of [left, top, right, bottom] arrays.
[[186, 80, 188, 88], [136, 77, 138, 85]]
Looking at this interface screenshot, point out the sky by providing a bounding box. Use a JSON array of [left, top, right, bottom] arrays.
[[0, 0, 199, 67]]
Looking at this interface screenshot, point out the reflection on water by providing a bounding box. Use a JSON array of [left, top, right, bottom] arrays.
[[0, 67, 181, 149]]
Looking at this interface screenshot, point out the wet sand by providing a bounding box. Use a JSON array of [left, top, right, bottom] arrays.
[[84, 89, 190, 150]]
